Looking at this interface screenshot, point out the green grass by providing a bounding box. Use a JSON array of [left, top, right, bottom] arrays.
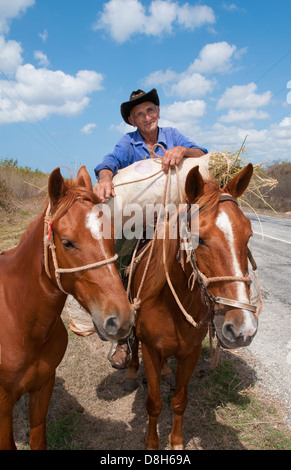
[[181, 340, 291, 450], [47, 412, 82, 450]]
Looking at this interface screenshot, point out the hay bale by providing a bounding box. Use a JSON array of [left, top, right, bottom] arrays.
[[208, 140, 278, 211]]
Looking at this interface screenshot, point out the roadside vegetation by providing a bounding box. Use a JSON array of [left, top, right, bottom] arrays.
[[239, 159, 291, 214]]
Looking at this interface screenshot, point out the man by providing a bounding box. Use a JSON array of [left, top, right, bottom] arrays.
[[94, 88, 207, 202], [94, 88, 208, 369]]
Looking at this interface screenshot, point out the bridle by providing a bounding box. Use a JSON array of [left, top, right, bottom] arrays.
[[179, 193, 261, 329], [43, 203, 118, 294]]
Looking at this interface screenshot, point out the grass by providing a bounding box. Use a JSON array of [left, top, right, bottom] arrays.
[[47, 413, 82, 450], [156, 339, 291, 450]]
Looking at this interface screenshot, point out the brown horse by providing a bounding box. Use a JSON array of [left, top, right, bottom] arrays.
[[126, 163, 259, 450], [0, 166, 134, 450]]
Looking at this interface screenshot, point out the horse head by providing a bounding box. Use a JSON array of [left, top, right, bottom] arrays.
[[47, 166, 134, 342], [185, 163, 258, 349]]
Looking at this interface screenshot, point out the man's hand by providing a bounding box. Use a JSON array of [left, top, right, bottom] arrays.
[[161, 146, 185, 173], [93, 169, 116, 202], [161, 146, 206, 173]]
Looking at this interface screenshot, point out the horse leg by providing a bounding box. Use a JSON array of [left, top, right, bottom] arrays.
[[170, 346, 202, 450], [29, 373, 55, 450], [0, 387, 17, 450], [161, 360, 175, 389], [142, 343, 163, 450], [124, 337, 140, 391]]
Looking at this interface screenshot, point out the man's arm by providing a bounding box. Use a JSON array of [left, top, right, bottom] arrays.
[[93, 169, 116, 202], [162, 146, 206, 174]]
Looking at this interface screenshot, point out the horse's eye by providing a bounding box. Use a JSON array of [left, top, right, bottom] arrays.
[[199, 237, 204, 245], [61, 239, 75, 249]]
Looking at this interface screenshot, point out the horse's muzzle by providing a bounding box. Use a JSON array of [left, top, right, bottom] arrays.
[[213, 308, 257, 350], [92, 309, 135, 342]]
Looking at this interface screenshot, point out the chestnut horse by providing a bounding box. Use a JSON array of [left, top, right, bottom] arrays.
[[0, 166, 134, 450], [126, 163, 259, 450]]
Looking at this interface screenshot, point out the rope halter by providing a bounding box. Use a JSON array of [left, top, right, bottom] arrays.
[[44, 203, 118, 294]]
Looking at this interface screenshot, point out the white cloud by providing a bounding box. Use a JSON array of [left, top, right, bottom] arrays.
[[81, 123, 97, 135], [33, 50, 50, 67], [219, 109, 270, 124], [143, 41, 239, 99], [169, 72, 215, 98], [222, 3, 246, 13], [110, 121, 133, 134], [189, 41, 237, 74], [142, 68, 178, 88], [270, 116, 291, 141], [39, 29, 48, 43], [93, 0, 215, 43], [0, 0, 35, 34], [0, 65, 104, 124], [159, 99, 207, 135], [217, 83, 272, 109], [0, 2, 105, 125], [222, 3, 239, 12], [199, 122, 268, 152], [162, 100, 206, 121], [0, 35, 23, 76]]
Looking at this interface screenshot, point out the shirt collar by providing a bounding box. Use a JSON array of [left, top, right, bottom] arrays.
[[131, 127, 167, 148], [157, 127, 167, 148]]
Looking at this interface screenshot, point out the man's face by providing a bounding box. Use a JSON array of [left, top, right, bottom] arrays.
[[128, 101, 160, 135]]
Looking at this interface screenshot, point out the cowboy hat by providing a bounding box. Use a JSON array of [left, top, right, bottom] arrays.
[[120, 88, 160, 125]]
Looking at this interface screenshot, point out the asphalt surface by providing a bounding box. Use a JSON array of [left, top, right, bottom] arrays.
[[242, 212, 291, 426]]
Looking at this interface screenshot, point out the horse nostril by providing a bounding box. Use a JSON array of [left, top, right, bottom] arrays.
[[223, 322, 237, 342], [105, 317, 119, 336]]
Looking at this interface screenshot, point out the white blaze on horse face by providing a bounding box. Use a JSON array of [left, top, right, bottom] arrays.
[[215, 208, 256, 339], [85, 206, 114, 275]]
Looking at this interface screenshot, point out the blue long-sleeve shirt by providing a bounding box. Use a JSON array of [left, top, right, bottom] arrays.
[[94, 127, 208, 178]]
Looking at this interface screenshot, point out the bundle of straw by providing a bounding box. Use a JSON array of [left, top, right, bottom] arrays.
[[208, 137, 278, 212]]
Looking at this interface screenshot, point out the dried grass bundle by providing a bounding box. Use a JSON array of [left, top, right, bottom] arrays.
[[208, 138, 278, 212]]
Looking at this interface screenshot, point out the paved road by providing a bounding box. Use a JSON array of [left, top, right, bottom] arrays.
[[243, 212, 291, 424]]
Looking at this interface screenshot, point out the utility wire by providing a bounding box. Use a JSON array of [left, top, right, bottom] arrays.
[[0, 67, 71, 161]]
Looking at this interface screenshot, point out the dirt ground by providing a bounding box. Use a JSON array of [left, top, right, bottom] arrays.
[[11, 321, 250, 450]]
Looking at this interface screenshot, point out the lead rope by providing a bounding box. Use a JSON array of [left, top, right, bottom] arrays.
[[125, 144, 202, 327], [44, 203, 118, 294]]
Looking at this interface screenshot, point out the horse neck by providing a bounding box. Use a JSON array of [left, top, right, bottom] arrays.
[[7, 206, 65, 312]]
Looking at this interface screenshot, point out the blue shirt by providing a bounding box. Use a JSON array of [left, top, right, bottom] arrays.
[[94, 127, 208, 178]]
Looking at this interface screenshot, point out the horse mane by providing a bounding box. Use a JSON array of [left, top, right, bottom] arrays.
[[50, 179, 100, 222], [197, 178, 222, 218]]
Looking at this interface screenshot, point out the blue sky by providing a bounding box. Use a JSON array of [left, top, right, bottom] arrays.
[[0, 0, 290, 180]]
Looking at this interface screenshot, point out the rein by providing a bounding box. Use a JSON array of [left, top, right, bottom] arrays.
[[44, 203, 118, 294], [126, 145, 261, 330]]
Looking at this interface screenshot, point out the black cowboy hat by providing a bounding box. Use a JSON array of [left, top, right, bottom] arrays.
[[120, 88, 160, 124]]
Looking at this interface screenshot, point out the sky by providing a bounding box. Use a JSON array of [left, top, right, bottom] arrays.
[[0, 0, 290, 181]]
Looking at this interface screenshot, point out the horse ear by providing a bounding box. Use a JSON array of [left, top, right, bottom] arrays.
[[185, 165, 205, 203], [224, 163, 253, 199], [76, 165, 92, 190], [48, 167, 65, 205]]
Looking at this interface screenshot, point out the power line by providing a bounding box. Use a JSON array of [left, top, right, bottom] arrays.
[[0, 67, 71, 161], [254, 48, 291, 86]]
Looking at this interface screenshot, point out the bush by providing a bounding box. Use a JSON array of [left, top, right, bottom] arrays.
[[244, 160, 291, 213], [0, 158, 48, 202]]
